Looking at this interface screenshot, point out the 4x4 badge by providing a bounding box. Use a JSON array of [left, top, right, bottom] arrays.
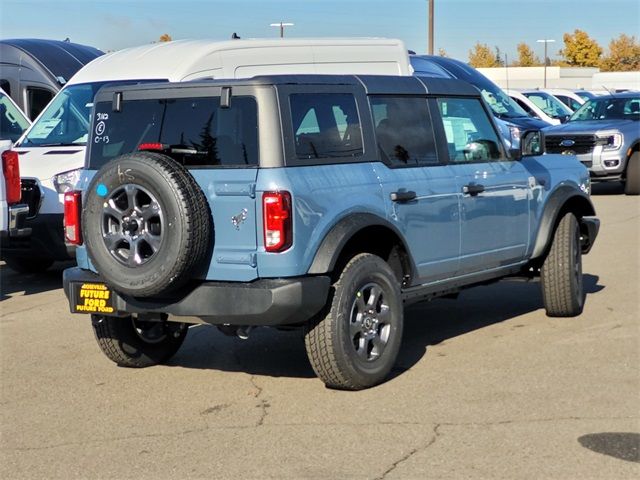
[[231, 208, 248, 230]]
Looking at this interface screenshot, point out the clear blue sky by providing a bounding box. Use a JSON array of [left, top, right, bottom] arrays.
[[1, 0, 638, 62]]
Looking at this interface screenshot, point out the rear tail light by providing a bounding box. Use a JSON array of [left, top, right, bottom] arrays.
[[263, 191, 292, 252], [2, 150, 21, 204], [64, 191, 83, 245]]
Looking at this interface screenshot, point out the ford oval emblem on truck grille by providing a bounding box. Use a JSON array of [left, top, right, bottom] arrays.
[[560, 139, 575, 147]]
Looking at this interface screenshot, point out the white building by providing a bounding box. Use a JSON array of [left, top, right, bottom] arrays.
[[477, 66, 599, 90]]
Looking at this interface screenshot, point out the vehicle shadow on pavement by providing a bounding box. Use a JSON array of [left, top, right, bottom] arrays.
[[169, 274, 603, 381], [0, 261, 72, 301], [168, 325, 316, 378], [591, 182, 625, 195], [391, 274, 604, 379]]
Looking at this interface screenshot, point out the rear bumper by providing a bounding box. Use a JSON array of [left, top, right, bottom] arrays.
[[63, 267, 331, 326], [0, 213, 74, 261]]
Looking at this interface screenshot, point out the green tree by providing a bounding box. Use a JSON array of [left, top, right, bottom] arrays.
[[468, 42, 500, 68], [600, 34, 640, 71], [559, 29, 602, 67], [516, 42, 540, 66]]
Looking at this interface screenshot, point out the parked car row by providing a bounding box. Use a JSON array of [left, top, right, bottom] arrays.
[[408, 56, 639, 196]]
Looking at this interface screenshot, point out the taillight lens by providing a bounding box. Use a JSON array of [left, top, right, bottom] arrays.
[[64, 191, 83, 245], [2, 150, 21, 204], [263, 191, 292, 252]]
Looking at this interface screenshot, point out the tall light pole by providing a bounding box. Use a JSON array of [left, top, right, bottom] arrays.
[[428, 0, 434, 54], [270, 22, 294, 38], [536, 39, 555, 88]]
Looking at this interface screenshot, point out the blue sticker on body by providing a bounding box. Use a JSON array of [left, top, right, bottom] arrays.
[[96, 184, 108, 197]]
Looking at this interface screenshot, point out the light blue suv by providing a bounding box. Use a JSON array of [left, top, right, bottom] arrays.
[[63, 75, 599, 390]]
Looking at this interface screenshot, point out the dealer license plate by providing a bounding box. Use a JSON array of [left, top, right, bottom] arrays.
[[71, 282, 115, 314]]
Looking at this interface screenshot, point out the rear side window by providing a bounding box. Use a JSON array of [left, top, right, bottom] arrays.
[[436, 97, 505, 163], [370, 96, 438, 166], [290, 93, 363, 160], [26, 87, 55, 120], [89, 96, 258, 169]]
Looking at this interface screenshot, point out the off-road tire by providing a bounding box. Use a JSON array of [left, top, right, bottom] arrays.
[[83, 152, 211, 297], [4, 256, 54, 273], [624, 152, 640, 195], [541, 213, 584, 317], [304, 253, 403, 390], [92, 315, 188, 368]]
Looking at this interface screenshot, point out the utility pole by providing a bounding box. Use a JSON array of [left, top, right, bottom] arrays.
[[505, 53, 509, 90], [428, 0, 434, 54], [536, 39, 555, 88], [270, 22, 294, 38]]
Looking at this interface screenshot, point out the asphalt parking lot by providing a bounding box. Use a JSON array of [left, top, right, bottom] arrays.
[[1, 183, 638, 479]]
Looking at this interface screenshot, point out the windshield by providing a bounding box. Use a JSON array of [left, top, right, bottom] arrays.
[[1, 91, 30, 143], [20, 83, 100, 147], [522, 91, 573, 118], [569, 96, 640, 122], [19, 80, 165, 147]]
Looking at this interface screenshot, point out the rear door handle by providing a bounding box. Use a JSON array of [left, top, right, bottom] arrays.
[[390, 190, 417, 202], [462, 184, 485, 196]]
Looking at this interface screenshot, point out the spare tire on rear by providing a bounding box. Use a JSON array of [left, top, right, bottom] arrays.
[[83, 152, 212, 297]]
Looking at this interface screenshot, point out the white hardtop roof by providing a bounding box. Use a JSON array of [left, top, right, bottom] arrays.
[[68, 38, 407, 85]]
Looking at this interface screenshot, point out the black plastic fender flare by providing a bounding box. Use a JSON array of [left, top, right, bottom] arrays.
[[531, 185, 597, 260], [307, 212, 417, 279]]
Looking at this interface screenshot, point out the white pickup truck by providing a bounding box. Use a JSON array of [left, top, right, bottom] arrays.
[[1, 89, 31, 246]]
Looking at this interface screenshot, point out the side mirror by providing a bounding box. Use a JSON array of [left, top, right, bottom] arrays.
[[521, 130, 543, 157]]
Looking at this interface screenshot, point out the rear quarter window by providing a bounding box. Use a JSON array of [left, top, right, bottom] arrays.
[[88, 96, 258, 169], [289, 93, 363, 161]]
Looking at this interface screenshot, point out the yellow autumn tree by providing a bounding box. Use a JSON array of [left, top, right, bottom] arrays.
[[516, 42, 540, 67], [159, 34, 172, 42], [468, 42, 499, 68], [600, 34, 640, 71], [559, 29, 602, 67], [438, 48, 448, 57]]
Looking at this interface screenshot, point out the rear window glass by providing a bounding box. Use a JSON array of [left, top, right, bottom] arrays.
[[89, 96, 258, 169], [290, 93, 363, 160]]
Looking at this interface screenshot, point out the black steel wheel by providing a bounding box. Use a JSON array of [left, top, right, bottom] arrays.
[[304, 253, 403, 390]]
